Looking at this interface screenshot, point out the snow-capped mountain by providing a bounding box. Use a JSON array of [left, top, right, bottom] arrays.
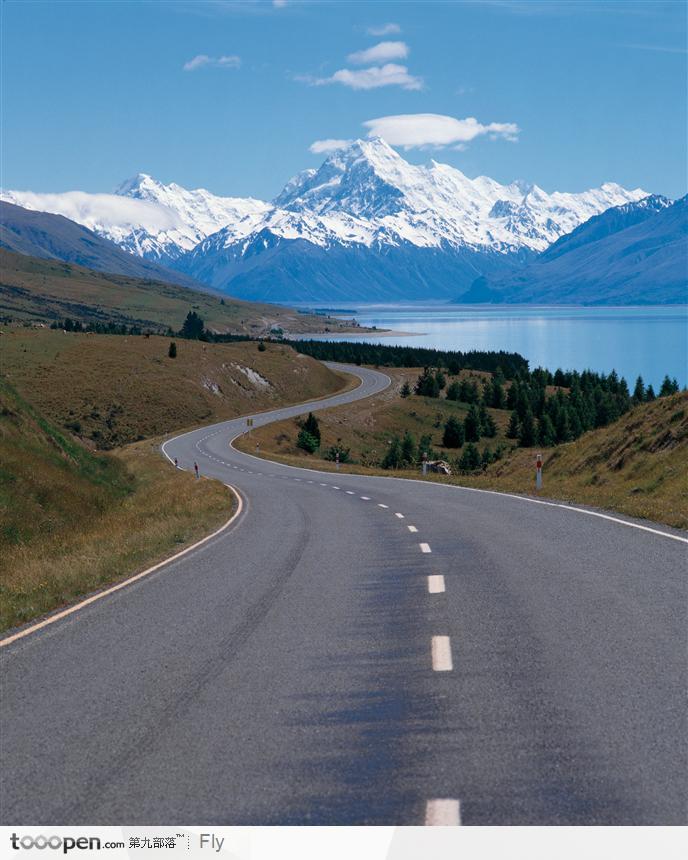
[[176, 138, 649, 300], [1, 175, 270, 265], [111, 174, 269, 262], [2, 138, 652, 301], [459, 194, 686, 305]]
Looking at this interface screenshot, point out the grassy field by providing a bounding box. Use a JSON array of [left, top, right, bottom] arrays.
[[0, 331, 352, 631], [0, 328, 348, 448], [0, 248, 367, 336], [236, 369, 688, 529]]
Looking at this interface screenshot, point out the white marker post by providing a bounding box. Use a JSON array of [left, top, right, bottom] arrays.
[[335, 451, 340, 471], [422, 451, 428, 477], [247, 417, 253, 436], [535, 452, 543, 490]]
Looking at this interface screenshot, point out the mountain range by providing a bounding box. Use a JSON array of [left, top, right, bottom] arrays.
[[3, 138, 684, 304], [459, 194, 687, 305]]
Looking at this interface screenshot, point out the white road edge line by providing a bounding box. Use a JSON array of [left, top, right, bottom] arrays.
[[408, 525, 418, 533], [428, 574, 445, 594], [431, 635, 453, 671], [425, 799, 461, 826], [420, 542, 432, 553], [1, 485, 244, 649]]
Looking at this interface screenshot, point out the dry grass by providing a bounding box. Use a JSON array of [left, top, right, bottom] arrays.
[[0, 329, 347, 448], [1, 441, 233, 633], [0, 333, 355, 631], [237, 370, 688, 530], [0, 377, 235, 631]]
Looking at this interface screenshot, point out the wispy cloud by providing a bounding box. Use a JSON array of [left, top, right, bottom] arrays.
[[309, 139, 353, 154], [362, 113, 520, 148], [367, 23, 401, 36], [183, 54, 241, 71], [348, 41, 408, 65], [302, 63, 422, 91], [620, 42, 687, 54], [273, 0, 287, 7], [1, 190, 181, 232]]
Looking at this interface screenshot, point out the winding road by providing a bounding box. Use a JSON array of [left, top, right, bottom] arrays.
[[1, 364, 686, 825]]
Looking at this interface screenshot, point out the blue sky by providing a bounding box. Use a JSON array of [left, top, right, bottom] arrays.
[[2, 0, 686, 199]]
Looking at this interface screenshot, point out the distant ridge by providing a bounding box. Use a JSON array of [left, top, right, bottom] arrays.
[[0, 201, 205, 290], [458, 195, 687, 305]]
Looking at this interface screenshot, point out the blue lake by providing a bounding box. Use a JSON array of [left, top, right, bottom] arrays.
[[298, 305, 688, 389]]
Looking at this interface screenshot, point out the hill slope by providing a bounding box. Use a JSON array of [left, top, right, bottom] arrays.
[[0, 201, 204, 290], [460, 195, 687, 305], [0, 329, 350, 448], [0, 249, 363, 336]]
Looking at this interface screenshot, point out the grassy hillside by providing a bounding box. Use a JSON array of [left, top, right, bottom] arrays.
[[237, 370, 687, 529], [0, 329, 353, 631], [0, 249, 366, 336], [0, 328, 350, 448], [0, 379, 233, 631]]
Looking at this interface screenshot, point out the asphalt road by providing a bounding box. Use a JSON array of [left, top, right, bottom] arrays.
[[1, 364, 686, 825]]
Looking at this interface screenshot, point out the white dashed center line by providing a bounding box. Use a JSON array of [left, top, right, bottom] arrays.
[[425, 799, 461, 826], [431, 636, 453, 671], [408, 525, 418, 533], [360, 496, 371, 501], [378, 504, 389, 509], [395, 513, 405, 519], [346, 491, 355, 495], [419, 542, 432, 553], [427, 574, 445, 594]]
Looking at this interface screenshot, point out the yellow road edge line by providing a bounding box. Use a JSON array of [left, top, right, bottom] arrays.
[[0, 485, 244, 649]]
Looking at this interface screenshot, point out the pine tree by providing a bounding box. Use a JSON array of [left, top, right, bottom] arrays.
[[518, 410, 536, 447], [303, 412, 321, 443], [481, 446, 493, 469], [401, 431, 417, 465], [537, 414, 556, 447], [168, 341, 177, 358], [381, 436, 402, 469], [479, 403, 497, 437], [181, 310, 205, 340], [458, 442, 481, 471], [442, 416, 465, 448], [645, 384, 656, 401], [296, 429, 319, 453], [445, 380, 460, 401], [400, 381, 411, 398], [506, 410, 519, 439], [464, 404, 481, 442], [258, 341, 267, 352]]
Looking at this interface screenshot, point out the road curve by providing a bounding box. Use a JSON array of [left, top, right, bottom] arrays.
[[1, 363, 686, 825]]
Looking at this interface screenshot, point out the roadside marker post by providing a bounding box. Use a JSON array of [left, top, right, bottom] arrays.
[[535, 453, 543, 490], [335, 451, 340, 471], [247, 417, 254, 436], [422, 451, 428, 477]]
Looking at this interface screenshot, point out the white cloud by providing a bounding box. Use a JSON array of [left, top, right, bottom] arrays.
[[2, 190, 181, 232], [312, 63, 422, 91], [183, 54, 241, 72], [367, 23, 401, 36], [309, 139, 353, 154], [362, 113, 520, 148], [273, 0, 287, 7], [348, 41, 408, 65]]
